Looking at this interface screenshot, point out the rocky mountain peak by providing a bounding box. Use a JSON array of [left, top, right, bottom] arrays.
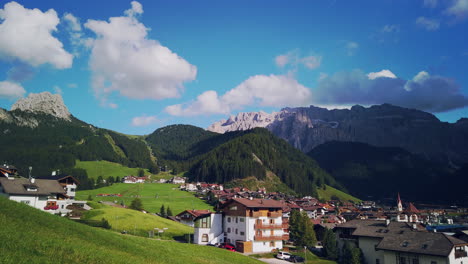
[[207, 111, 282, 133], [11, 92, 71, 121]]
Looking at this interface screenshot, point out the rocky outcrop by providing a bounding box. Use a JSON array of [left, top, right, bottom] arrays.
[[11, 92, 71, 121], [208, 111, 282, 133], [208, 104, 468, 164]]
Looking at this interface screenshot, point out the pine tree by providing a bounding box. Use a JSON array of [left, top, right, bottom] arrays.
[[129, 198, 143, 211], [166, 206, 173, 216], [160, 204, 166, 217], [323, 228, 338, 260]]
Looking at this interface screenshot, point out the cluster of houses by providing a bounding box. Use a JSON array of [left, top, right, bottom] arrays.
[[0, 165, 87, 216], [169, 183, 468, 263]]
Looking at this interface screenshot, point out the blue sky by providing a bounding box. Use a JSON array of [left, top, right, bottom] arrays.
[[0, 0, 467, 135]]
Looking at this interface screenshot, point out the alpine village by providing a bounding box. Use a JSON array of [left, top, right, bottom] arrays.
[[1, 1, 468, 264]]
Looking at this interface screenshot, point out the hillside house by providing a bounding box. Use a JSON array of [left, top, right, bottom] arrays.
[[38, 173, 79, 200], [222, 198, 289, 253], [193, 212, 224, 245], [0, 165, 18, 178], [0, 177, 71, 215], [176, 210, 213, 227], [122, 176, 146, 183], [169, 176, 185, 184], [335, 219, 468, 264]]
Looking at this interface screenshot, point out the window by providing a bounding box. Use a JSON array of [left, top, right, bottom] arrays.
[[236, 217, 238, 223], [20, 200, 30, 205], [240, 232, 245, 236], [200, 217, 210, 228], [227, 228, 231, 233], [235, 229, 238, 234], [202, 234, 209, 242], [270, 230, 274, 235], [227, 217, 231, 223], [240, 217, 245, 222], [400, 257, 406, 264], [270, 241, 275, 247], [230, 206, 237, 210], [376, 259, 380, 264], [70, 188, 76, 192], [270, 219, 275, 224]]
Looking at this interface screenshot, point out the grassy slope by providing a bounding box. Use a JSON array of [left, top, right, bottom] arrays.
[[317, 185, 361, 203], [75, 160, 151, 179], [0, 197, 261, 264], [83, 202, 193, 239], [76, 183, 213, 215]]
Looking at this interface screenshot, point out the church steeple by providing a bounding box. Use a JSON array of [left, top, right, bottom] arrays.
[[397, 192, 403, 212]]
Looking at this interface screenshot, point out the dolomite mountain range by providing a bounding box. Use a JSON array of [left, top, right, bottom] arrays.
[[208, 105, 468, 165]]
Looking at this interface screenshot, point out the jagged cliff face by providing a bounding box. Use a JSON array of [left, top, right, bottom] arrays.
[[11, 92, 71, 121], [208, 104, 468, 164], [208, 111, 283, 133]]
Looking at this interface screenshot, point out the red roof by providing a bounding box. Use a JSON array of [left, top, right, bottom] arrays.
[[226, 198, 284, 209], [177, 209, 213, 218], [405, 202, 420, 214]]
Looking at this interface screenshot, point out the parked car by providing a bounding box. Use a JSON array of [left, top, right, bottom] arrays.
[[276, 251, 291, 260], [218, 243, 236, 252], [288, 255, 305, 263]]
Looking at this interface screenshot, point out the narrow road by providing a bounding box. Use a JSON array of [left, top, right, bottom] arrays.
[[258, 258, 290, 264]]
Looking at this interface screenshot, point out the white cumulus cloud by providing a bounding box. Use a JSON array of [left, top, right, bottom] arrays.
[[131, 115, 158, 127], [85, 1, 197, 104], [445, 0, 468, 19], [0, 80, 25, 99], [0, 1, 73, 69], [166, 74, 312, 116], [367, 69, 397, 80]]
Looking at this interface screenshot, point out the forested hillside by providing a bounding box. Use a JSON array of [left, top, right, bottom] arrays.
[[0, 109, 157, 178], [308, 141, 468, 205], [148, 125, 342, 196]]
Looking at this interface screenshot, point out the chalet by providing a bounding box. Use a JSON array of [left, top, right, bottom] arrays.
[[221, 198, 289, 253], [38, 173, 79, 200], [0, 177, 70, 215], [169, 176, 185, 184], [335, 219, 468, 264], [0, 165, 18, 179], [122, 176, 146, 184], [193, 212, 223, 245], [176, 210, 213, 227]]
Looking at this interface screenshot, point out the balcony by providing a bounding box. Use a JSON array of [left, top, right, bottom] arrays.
[[250, 211, 267, 217], [254, 235, 285, 241], [455, 251, 467, 259], [282, 223, 288, 229], [255, 223, 283, 229], [268, 212, 282, 218], [282, 234, 290, 241]]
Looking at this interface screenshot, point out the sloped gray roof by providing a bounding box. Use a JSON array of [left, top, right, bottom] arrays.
[[0, 178, 65, 196], [377, 231, 467, 257]]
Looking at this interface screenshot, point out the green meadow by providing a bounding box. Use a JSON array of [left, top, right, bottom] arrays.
[[317, 185, 361, 203], [83, 202, 193, 239], [76, 183, 213, 215], [0, 197, 261, 264]]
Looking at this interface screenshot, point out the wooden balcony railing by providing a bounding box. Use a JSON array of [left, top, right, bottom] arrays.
[[282, 234, 290, 240], [255, 223, 283, 229], [455, 251, 468, 259], [268, 212, 282, 218], [254, 235, 285, 241]]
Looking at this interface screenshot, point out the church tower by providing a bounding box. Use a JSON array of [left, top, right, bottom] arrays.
[[397, 193, 403, 212]]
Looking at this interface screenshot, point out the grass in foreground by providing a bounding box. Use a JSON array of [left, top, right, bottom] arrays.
[[0, 197, 261, 264], [83, 201, 193, 239], [77, 183, 213, 215], [317, 185, 361, 203]]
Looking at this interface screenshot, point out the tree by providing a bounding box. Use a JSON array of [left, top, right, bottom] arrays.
[[87, 194, 93, 201], [289, 210, 317, 248], [115, 176, 121, 183], [340, 241, 361, 264], [129, 198, 143, 211], [160, 204, 166, 217], [166, 206, 173, 216], [323, 228, 338, 260], [101, 218, 111, 229], [107, 176, 115, 185], [137, 168, 145, 177]]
